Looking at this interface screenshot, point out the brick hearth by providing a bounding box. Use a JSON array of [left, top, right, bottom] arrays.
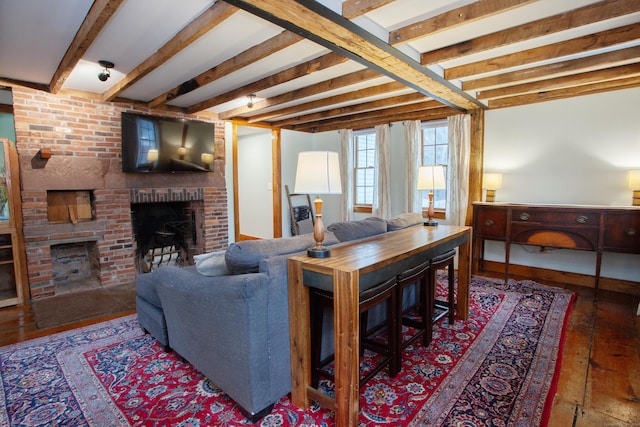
[[12, 87, 229, 299]]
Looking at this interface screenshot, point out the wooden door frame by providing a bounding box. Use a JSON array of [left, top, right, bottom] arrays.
[[232, 120, 282, 241]]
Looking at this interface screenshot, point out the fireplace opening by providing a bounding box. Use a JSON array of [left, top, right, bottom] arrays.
[[131, 202, 198, 273], [51, 241, 101, 293]]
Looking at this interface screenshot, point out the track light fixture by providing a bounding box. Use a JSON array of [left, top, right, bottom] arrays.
[[98, 60, 114, 82], [247, 94, 256, 108]]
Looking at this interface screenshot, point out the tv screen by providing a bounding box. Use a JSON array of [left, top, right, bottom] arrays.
[[121, 112, 215, 173]]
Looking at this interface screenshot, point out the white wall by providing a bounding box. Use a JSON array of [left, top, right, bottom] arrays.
[[483, 87, 640, 281], [237, 129, 273, 239]]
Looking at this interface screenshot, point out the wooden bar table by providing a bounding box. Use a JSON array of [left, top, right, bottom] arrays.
[[287, 225, 472, 427]]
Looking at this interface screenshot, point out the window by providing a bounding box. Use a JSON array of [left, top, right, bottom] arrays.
[[135, 117, 159, 167], [353, 129, 375, 211], [421, 120, 448, 211]]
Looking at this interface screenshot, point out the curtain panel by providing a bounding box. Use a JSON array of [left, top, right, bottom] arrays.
[[339, 129, 354, 221], [404, 120, 422, 214], [373, 124, 391, 219], [447, 114, 471, 226]]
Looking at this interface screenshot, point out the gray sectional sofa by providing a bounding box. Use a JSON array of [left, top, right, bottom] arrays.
[[135, 213, 426, 422]]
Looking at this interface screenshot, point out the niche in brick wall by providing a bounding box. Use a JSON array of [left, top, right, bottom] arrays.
[[47, 190, 94, 224], [51, 241, 101, 293]]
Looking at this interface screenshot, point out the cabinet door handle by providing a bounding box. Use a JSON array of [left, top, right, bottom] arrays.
[[485, 219, 494, 226], [519, 213, 530, 221], [625, 227, 637, 236], [576, 215, 588, 224]]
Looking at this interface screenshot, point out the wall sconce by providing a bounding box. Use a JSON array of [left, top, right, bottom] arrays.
[[483, 173, 503, 202], [418, 165, 446, 226], [177, 146, 188, 159], [294, 151, 342, 258], [147, 149, 159, 163], [628, 170, 640, 206], [98, 60, 114, 82]]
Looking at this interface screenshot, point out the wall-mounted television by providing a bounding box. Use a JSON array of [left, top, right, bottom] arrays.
[[121, 112, 215, 173]]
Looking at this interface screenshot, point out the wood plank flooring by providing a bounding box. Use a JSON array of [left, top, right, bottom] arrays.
[[0, 279, 638, 426]]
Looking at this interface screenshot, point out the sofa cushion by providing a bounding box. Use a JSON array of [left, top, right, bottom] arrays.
[[327, 217, 387, 242], [194, 250, 229, 277], [387, 212, 424, 231], [225, 233, 338, 274]]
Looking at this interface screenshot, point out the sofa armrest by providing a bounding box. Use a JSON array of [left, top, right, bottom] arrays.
[[154, 266, 285, 416]]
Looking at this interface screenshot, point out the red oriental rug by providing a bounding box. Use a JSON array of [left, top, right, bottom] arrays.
[[0, 276, 573, 426]]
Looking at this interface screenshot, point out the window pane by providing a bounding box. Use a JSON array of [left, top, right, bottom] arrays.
[[353, 130, 376, 207]]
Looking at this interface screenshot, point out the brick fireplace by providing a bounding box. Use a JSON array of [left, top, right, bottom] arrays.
[[12, 87, 229, 299]]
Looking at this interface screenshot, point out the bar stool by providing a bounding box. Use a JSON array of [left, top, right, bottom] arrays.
[[396, 260, 433, 349], [309, 276, 400, 388], [431, 249, 456, 324]]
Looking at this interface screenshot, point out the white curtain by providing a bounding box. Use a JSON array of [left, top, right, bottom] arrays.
[[404, 120, 422, 213], [447, 114, 471, 226], [373, 124, 391, 219], [339, 129, 354, 221]]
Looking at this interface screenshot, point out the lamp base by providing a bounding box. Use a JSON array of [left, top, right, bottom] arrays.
[[307, 246, 331, 258], [423, 220, 439, 227]]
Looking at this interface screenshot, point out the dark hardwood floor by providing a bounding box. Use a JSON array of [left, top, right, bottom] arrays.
[[0, 280, 638, 426]]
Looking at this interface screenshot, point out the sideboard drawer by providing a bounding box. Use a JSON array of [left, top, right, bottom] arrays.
[[603, 212, 640, 252], [474, 206, 507, 239], [511, 208, 600, 226]]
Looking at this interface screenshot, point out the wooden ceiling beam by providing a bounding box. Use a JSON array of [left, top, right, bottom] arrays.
[[50, 0, 124, 94], [422, 0, 640, 65], [186, 52, 348, 113], [488, 75, 640, 109], [446, 23, 640, 80], [246, 81, 407, 123], [292, 107, 459, 133], [223, 0, 484, 110], [149, 30, 302, 108], [342, 0, 394, 20], [219, 68, 380, 119], [271, 92, 435, 127], [463, 45, 640, 91], [390, 0, 535, 46], [103, 1, 237, 101], [477, 63, 640, 100]]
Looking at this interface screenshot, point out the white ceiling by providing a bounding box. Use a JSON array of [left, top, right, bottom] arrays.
[[1, 0, 639, 131]]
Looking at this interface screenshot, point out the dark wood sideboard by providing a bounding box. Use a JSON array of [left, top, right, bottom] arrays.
[[472, 202, 640, 293]]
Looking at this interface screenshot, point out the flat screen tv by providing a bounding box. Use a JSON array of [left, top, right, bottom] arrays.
[[121, 112, 215, 173]]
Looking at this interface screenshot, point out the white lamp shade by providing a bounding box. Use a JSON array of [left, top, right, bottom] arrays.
[[483, 173, 503, 190], [417, 165, 446, 190], [294, 151, 342, 194], [628, 170, 640, 190]]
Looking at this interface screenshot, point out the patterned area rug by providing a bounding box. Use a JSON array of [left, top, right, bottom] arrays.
[[0, 276, 573, 426]]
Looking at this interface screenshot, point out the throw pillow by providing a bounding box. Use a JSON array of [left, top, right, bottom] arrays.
[[327, 217, 387, 242], [387, 212, 424, 231], [194, 251, 229, 277]]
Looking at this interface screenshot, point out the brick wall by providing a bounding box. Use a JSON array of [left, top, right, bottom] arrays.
[[11, 86, 228, 298]]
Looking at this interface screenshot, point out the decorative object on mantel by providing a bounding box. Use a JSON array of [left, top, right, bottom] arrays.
[[418, 165, 446, 226], [628, 169, 640, 206], [294, 151, 342, 258], [38, 147, 51, 159], [483, 172, 503, 203]]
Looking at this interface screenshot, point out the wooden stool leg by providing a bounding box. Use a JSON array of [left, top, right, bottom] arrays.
[[423, 274, 434, 346], [447, 261, 455, 324], [388, 293, 401, 376]]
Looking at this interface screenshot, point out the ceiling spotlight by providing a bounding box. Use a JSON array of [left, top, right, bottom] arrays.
[[247, 94, 256, 108], [98, 60, 114, 82]]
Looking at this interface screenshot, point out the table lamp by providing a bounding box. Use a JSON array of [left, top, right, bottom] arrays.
[[483, 173, 503, 202], [628, 170, 640, 206], [294, 151, 342, 258], [418, 165, 446, 226]]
